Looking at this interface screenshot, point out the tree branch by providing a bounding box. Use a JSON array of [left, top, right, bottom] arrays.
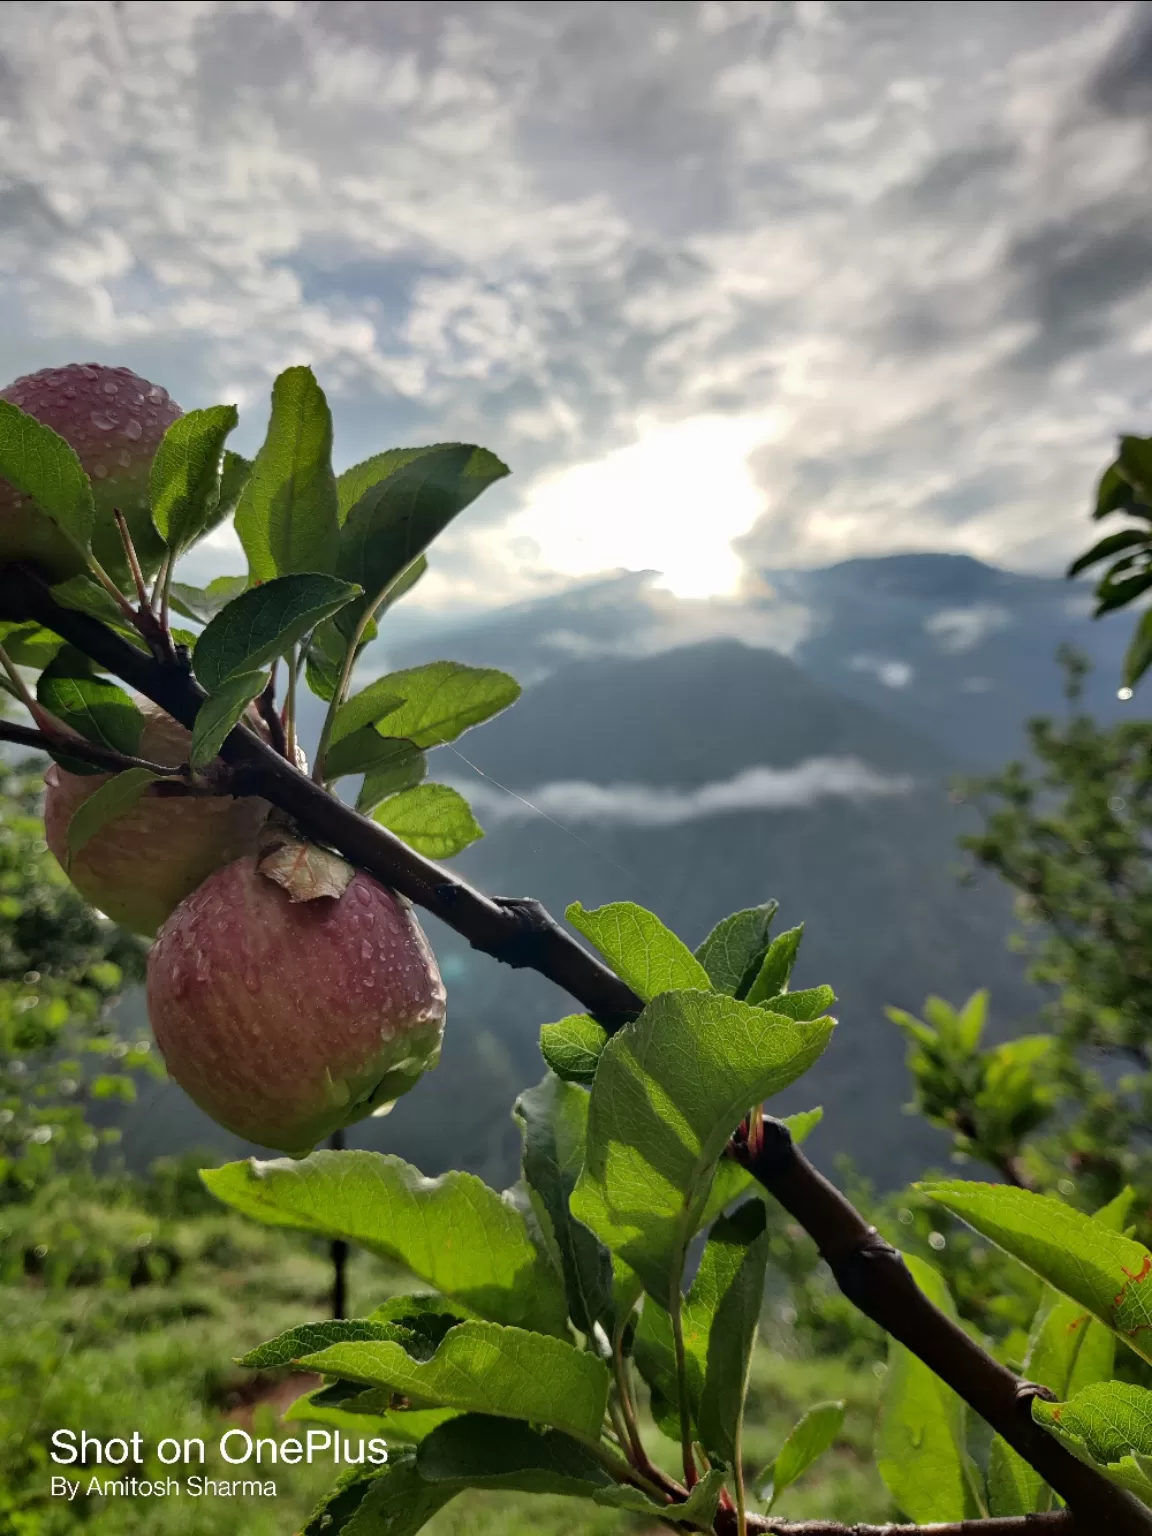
[[4, 563, 1151, 1534], [738, 1514, 1080, 1535], [0, 719, 188, 780], [0, 567, 640, 1028], [731, 1120, 1152, 1534]]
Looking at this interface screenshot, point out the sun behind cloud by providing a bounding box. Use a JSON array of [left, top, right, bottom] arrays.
[[505, 412, 784, 600]]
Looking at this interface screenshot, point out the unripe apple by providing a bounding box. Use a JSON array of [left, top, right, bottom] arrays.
[[146, 856, 447, 1155], [0, 362, 182, 583], [43, 700, 271, 937]]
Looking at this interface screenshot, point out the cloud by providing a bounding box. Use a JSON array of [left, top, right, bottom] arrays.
[[924, 604, 1011, 654], [849, 655, 914, 689], [0, 0, 1149, 612], [447, 757, 916, 829]]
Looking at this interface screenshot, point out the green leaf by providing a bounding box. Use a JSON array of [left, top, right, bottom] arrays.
[[744, 925, 804, 1005], [190, 670, 268, 769], [1124, 609, 1152, 689], [253, 1318, 609, 1442], [1067, 527, 1150, 578], [514, 1073, 614, 1339], [693, 1199, 770, 1465], [1093, 457, 1152, 521], [571, 990, 834, 1302], [240, 1318, 416, 1369], [37, 669, 144, 766], [417, 1415, 612, 1497], [756, 986, 836, 1021], [1119, 437, 1152, 500], [202, 1149, 569, 1336], [149, 404, 239, 553], [0, 398, 94, 551], [566, 901, 713, 1002], [633, 1199, 768, 1460], [0, 620, 62, 670], [331, 678, 408, 745], [920, 1181, 1152, 1365], [169, 574, 249, 624], [877, 1254, 982, 1523], [324, 726, 416, 781], [193, 573, 361, 691], [334, 444, 509, 635], [206, 451, 252, 534], [285, 1383, 456, 1444], [353, 661, 520, 750], [539, 1015, 609, 1086], [372, 784, 483, 859], [356, 743, 428, 811], [759, 1400, 845, 1509], [302, 1453, 450, 1536], [337, 449, 437, 524], [1094, 569, 1152, 616], [694, 901, 780, 998], [64, 767, 161, 867], [595, 1466, 727, 1526], [234, 366, 340, 580], [986, 1188, 1130, 1518], [49, 574, 138, 634], [1034, 1382, 1152, 1503]]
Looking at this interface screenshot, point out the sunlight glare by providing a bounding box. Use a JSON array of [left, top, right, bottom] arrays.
[[508, 413, 781, 599]]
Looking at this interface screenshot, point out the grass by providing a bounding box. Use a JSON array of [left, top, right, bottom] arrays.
[[0, 1181, 897, 1536]]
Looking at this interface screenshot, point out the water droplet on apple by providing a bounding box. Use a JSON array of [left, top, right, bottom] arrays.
[[123, 417, 142, 440], [92, 462, 108, 479], [90, 412, 114, 431]]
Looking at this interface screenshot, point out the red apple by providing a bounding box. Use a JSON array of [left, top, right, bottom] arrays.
[[0, 362, 182, 583], [43, 700, 271, 937], [146, 856, 447, 1155]]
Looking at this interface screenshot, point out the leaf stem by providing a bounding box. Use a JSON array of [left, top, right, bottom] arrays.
[[734, 1414, 748, 1536], [87, 558, 137, 621], [312, 604, 377, 784], [611, 1322, 650, 1470], [150, 555, 170, 614], [669, 1280, 697, 1489]]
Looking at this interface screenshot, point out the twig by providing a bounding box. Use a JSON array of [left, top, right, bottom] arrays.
[[735, 1514, 1080, 1535], [730, 1120, 1152, 1534], [0, 719, 190, 780], [255, 664, 289, 759], [2, 563, 1150, 1535]]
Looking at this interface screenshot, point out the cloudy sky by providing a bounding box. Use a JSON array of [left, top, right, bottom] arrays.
[[1, 0, 1150, 617]]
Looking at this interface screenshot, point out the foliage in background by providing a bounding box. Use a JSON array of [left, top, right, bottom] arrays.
[[0, 757, 151, 1205]]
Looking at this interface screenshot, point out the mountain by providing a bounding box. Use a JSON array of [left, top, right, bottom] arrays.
[[105, 608, 1063, 1192]]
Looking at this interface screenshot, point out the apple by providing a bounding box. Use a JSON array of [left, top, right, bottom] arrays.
[[0, 362, 182, 583], [43, 700, 271, 937], [146, 855, 447, 1155]]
